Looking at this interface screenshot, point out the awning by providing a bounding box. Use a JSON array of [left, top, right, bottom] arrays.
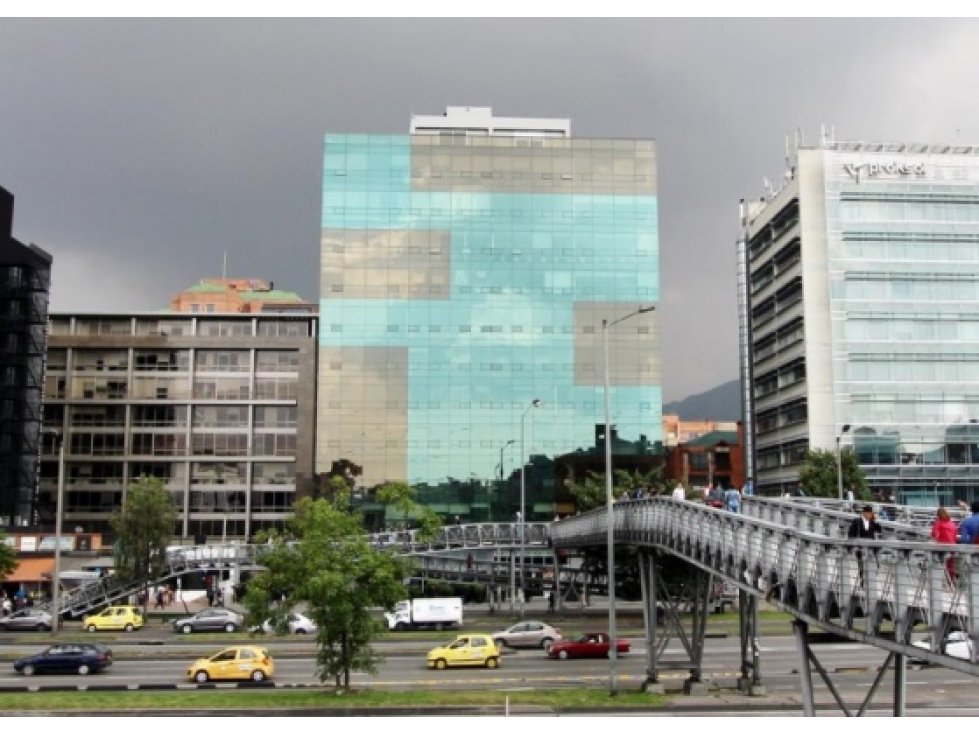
[[7, 557, 54, 583]]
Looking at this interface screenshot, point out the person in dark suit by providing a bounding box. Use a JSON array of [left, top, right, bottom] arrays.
[[848, 505, 883, 539], [848, 505, 882, 588]]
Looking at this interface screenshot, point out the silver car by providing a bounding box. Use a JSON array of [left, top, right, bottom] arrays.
[[172, 608, 244, 634], [492, 620, 562, 649], [0, 609, 53, 632]]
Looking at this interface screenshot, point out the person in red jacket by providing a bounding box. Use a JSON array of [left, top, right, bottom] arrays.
[[931, 506, 958, 582]]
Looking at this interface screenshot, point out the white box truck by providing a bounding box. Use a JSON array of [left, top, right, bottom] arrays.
[[384, 597, 463, 631]]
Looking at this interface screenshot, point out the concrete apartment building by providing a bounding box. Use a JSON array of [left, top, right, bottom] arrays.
[[740, 133, 979, 504], [39, 312, 317, 540], [318, 107, 661, 519]]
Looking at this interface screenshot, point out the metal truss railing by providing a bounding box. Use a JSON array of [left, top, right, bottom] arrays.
[[740, 495, 934, 541], [42, 524, 550, 618], [41, 544, 264, 619], [550, 497, 979, 675], [368, 522, 552, 554]]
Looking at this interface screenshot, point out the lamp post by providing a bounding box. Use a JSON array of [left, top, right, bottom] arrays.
[[498, 439, 515, 482], [603, 304, 656, 696], [43, 429, 66, 633], [836, 424, 851, 502], [519, 399, 541, 617]]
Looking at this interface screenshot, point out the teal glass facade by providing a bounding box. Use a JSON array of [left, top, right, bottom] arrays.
[[318, 133, 660, 516]]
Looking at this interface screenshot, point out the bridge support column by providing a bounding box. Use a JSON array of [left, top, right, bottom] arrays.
[[509, 552, 516, 613], [793, 619, 816, 716], [638, 549, 664, 693], [737, 588, 765, 695], [681, 567, 710, 694], [552, 549, 562, 613], [637, 553, 712, 695], [794, 616, 908, 717], [893, 653, 906, 717]]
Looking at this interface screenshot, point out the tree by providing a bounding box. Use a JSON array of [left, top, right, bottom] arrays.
[[243, 495, 408, 692], [376, 481, 441, 541], [0, 531, 16, 581], [568, 467, 668, 512], [798, 448, 868, 499], [111, 476, 176, 614]]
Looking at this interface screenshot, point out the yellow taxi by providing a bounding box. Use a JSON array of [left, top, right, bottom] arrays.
[[83, 606, 144, 633], [186, 645, 274, 683], [426, 634, 501, 669]]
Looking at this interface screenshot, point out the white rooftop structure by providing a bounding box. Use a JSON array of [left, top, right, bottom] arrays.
[[410, 106, 570, 138]]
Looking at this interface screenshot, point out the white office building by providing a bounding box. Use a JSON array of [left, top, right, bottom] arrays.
[[740, 134, 979, 504]]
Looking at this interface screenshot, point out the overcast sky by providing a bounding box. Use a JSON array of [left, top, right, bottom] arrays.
[[2, 18, 978, 402]]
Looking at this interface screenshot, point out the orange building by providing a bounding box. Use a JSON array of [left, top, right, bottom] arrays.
[[170, 278, 316, 314]]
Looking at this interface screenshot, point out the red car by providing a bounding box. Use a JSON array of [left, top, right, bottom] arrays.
[[547, 632, 630, 660]]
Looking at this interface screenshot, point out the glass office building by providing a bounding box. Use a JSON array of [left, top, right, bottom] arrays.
[[318, 108, 660, 518], [742, 138, 979, 504]]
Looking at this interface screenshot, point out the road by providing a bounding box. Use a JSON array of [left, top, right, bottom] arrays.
[[2, 634, 977, 707]]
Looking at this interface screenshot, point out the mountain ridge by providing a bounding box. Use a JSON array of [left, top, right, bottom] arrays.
[[664, 378, 741, 421]]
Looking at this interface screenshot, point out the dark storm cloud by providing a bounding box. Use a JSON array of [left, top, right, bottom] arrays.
[[0, 18, 974, 401]]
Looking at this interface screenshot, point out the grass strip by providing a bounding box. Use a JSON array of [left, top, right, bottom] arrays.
[[0, 687, 663, 711]]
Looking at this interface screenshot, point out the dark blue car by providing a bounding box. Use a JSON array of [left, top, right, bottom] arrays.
[[14, 643, 112, 676]]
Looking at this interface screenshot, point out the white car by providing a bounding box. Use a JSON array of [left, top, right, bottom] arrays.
[[911, 630, 973, 662], [261, 612, 317, 635]]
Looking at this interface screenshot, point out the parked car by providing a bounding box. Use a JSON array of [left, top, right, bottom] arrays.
[[83, 605, 144, 633], [491, 620, 561, 649], [186, 645, 274, 683], [14, 643, 112, 676], [547, 632, 630, 660], [259, 612, 317, 635], [426, 634, 501, 669], [911, 630, 974, 662], [173, 608, 244, 634], [0, 609, 53, 632]]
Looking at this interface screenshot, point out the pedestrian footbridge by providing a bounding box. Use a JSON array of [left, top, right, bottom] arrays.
[[550, 495, 979, 715]]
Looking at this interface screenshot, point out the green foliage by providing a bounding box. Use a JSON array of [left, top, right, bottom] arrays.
[[376, 481, 441, 542], [111, 476, 176, 612], [243, 497, 409, 691], [568, 466, 668, 512], [316, 475, 355, 508], [0, 531, 16, 581], [798, 448, 869, 499]]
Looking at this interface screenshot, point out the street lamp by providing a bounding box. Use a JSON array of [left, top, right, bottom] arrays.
[[837, 424, 851, 502], [43, 429, 66, 633], [603, 304, 656, 696], [519, 398, 541, 617], [498, 439, 515, 482]]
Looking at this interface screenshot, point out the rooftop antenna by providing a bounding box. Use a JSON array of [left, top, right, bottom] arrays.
[[785, 135, 793, 180], [222, 250, 227, 279]]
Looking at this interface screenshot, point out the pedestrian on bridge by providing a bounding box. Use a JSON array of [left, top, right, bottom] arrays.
[[931, 507, 958, 583], [848, 505, 882, 540], [849, 505, 882, 588], [724, 486, 741, 513], [957, 501, 979, 544]]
